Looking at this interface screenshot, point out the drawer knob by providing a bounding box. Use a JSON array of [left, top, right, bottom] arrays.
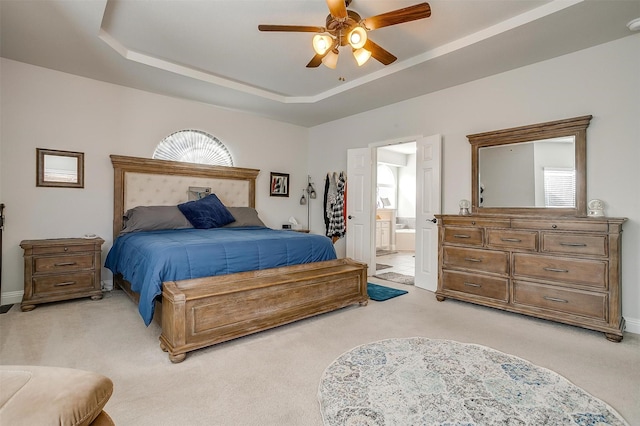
[[471, 221, 476, 225], [64, 247, 69, 251], [551, 224, 557, 229], [543, 296, 568, 303]]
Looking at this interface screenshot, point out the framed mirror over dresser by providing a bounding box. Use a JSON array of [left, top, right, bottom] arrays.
[[435, 116, 627, 342]]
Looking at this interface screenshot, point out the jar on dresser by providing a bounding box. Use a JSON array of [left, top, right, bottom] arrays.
[[435, 215, 626, 342], [20, 237, 105, 311]]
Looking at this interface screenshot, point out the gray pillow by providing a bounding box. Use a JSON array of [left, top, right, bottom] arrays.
[[224, 207, 266, 228], [121, 205, 193, 234]]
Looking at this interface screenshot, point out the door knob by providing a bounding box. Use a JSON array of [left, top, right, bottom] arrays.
[[429, 218, 437, 223], [348, 215, 354, 220]]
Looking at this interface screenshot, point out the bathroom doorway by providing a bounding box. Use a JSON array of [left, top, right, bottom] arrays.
[[374, 142, 416, 281]]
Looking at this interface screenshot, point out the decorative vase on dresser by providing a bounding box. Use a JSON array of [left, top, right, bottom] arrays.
[[436, 115, 627, 341], [20, 237, 104, 311]]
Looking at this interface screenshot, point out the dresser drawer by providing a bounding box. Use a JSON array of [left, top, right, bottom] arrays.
[[443, 246, 508, 275], [442, 270, 508, 302], [541, 233, 607, 256], [33, 272, 95, 295], [513, 280, 606, 320], [443, 227, 483, 246], [34, 254, 94, 274], [32, 244, 96, 255], [511, 219, 609, 233], [513, 253, 606, 288], [440, 216, 510, 228], [487, 229, 537, 251]]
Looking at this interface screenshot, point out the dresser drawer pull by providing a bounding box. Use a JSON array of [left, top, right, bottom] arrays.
[[464, 257, 482, 263], [54, 262, 77, 267], [543, 267, 569, 273], [454, 234, 471, 239], [54, 281, 76, 287], [543, 296, 568, 303], [559, 242, 587, 247], [501, 238, 522, 242], [464, 282, 481, 288]]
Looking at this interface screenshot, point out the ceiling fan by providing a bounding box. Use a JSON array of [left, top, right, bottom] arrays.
[[258, 0, 431, 69]]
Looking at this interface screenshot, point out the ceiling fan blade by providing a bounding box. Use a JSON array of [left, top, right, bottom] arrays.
[[364, 39, 397, 65], [326, 0, 348, 19], [258, 24, 325, 33], [306, 54, 325, 68], [362, 3, 431, 31]]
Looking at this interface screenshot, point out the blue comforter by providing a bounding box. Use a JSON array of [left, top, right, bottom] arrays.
[[105, 227, 337, 325]]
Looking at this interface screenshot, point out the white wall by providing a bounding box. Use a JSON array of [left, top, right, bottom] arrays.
[[308, 34, 640, 333], [0, 58, 309, 303]]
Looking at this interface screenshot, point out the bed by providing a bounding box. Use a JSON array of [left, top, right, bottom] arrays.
[[108, 155, 368, 362]]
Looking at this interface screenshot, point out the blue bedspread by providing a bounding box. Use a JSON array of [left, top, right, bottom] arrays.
[[105, 227, 337, 325]]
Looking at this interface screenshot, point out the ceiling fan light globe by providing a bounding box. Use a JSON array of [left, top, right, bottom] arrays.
[[348, 26, 367, 49], [312, 34, 333, 55], [322, 49, 339, 69], [353, 48, 371, 66]]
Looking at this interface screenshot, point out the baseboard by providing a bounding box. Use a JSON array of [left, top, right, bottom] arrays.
[[624, 316, 640, 335], [1, 290, 23, 306]]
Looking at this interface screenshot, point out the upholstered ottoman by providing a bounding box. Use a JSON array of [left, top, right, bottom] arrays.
[[0, 365, 114, 426]]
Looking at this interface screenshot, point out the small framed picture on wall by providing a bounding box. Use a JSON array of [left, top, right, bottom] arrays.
[[270, 172, 289, 197]]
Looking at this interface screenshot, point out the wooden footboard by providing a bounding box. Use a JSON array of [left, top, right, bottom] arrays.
[[124, 258, 368, 362]]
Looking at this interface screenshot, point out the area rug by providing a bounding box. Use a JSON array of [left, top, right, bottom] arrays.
[[367, 283, 408, 302], [375, 249, 398, 256], [375, 263, 392, 271], [373, 271, 414, 285], [318, 337, 628, 426]]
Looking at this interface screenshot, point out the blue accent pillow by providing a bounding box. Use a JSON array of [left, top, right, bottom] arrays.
[[177, 194, 235, 229]]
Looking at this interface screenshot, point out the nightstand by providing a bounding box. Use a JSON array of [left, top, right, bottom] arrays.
[[20, 237, 105, 311]]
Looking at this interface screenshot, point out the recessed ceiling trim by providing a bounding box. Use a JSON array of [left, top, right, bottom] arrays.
[[98, 0, 583, 105]]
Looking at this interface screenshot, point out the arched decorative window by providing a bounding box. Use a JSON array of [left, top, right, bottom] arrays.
[[153, 129, 233, 166], [376, 164, 396, 208]]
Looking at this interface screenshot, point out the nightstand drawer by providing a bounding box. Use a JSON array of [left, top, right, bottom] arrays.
[[513, 280, 606, 320], [34, 254, 94, 273], [33, 272, 95, 295], [33, 244, 95, 255], [442, 270, 508, 302], [541, 233, 607, 256], [513, 253, 606, 288]]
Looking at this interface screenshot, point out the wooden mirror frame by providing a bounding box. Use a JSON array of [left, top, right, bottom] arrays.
[[36, 148, 84, 188], [468, 115, 592, 217]]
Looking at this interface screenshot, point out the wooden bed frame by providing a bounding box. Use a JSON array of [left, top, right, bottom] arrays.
[[110, 155, 368, 363]]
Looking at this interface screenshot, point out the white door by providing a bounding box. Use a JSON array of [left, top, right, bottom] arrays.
[[414, 135, 442, 291], [346, 148, 374, 274]]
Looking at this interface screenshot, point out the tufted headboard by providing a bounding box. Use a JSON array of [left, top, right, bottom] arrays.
[[110, 155, 260, 240]]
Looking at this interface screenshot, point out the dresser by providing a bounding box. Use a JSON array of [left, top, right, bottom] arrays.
[[435, 215, 626, 341], [20, 237, 105, 311]]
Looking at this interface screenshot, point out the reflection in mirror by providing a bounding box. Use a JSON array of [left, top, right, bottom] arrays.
[[37, 148, 84, 188], [479, 137, 575, 208]]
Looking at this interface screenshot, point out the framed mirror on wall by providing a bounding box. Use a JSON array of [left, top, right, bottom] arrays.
[[468, 115, 592, 217], [36, 148, 84, 188]]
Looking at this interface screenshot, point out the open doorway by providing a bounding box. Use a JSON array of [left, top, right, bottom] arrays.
[[374, 142, 416, 283]]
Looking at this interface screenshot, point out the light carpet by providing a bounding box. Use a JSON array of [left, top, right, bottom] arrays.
[[318, 337, 629, 426], [373, 271, 414, 285]]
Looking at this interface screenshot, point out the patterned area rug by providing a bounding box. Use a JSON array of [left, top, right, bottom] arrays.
[[318, 338, 628, 426], [375, 263, 392, 271], [373, 271, 414, 285]]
